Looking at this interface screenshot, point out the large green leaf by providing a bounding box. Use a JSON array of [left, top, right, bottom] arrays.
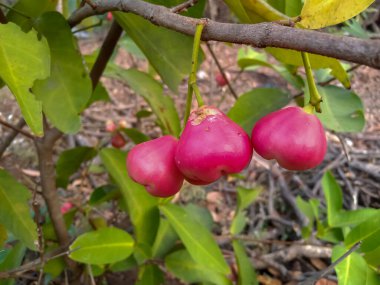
[[33, 12, 92, 133], [114, 12, 199, 92], [300, 0, 374, 29], [69, 227, 134, 265], [0, 243, 26, 285], [266, 47, 350, 88], [0, 22, 50, 136], [345, 212, 380, 248], [100, 148, 159, 245], [136, 264, 164, 285], [233, 240, 258, 285], [306, 86, 365, 133], [56, 146, 97, 188], [0, 170, 37, 250], [106, 67, 181, 137], [165, 249, 232, 285], [322, 172, 378, 227], [332, 245, 380, 285], [160, 203, 230, 275], [240, 0, 289, 23], [227, 88, 290, 133], [364, 246, 380, 267], [151, 218, 178, 258], [223, 0, 252, 23], [7, 0, 58, 31]]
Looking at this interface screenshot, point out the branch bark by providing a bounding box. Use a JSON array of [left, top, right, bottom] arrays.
[[0, 8, 7, 24], [68, 0, 380, 69]]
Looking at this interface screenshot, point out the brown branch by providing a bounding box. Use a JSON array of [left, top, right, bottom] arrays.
[[170, 0, 198, 13], [0, 7, 7, 24], [0, 118, 34, 139], [206, 42, 238, 99], [0, 118, 26, 158], [90, 21, 123, 89], [68, 0, 380, 69]]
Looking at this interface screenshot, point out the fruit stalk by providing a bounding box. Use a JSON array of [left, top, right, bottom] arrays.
[[301, 52, 322, 113], [184, 23, 205, 124]]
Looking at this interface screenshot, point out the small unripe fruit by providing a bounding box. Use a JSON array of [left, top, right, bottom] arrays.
[[251, 106, 327, 171], [175, 106, 253, 185], [60, 202, 73, 214], [105, 120, 117, 133], [106, 12, 113, 21], [126, 136, 184, 197], [111, 132, 126, 148], [215, 73, 228, 87]]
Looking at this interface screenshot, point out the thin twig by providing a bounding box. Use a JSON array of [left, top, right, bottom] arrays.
[[206, 42, 238, 99], [0, 118, 26, 158], [170, 0, 198, 13], [32, 186, 45, 284], [73, 20, 103, 34], [299, 242, 361, 285], [89, 21, 123, 89], [0, 118, 34, 139]]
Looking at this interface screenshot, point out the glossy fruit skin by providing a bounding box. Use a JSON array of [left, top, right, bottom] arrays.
[[111, 132, 126, 148], [215, 73, 228, 87], [126, 135, 184, 197], [251, 106, 327, 171], [175, 106, 253, 185]]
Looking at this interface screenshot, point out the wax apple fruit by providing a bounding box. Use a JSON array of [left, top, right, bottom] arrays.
[[175, 106, 253, 185], [111, 132, 126, 148], [215, 73, 227, 87], [251, 106, 327, 171], [126, 135, 184, 197]]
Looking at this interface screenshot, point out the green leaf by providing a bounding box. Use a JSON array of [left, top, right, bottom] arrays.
[[228, 88, 290, 133], [136, 264, 164, 285], [165, 249, 232, 285], [184, 204, 214, 231], [300, 0, 374, 29], [236, 186, 262, 213], [100, 148, 159, 245], [266, 47, 350, 88], [87, 82, 111, 107], [0, 170, 37, 250], [106, 67, 181, 137], [233, 240, 258, 285], [310, 86, 365, 133], [69, 227, 134, 265], [364, 246, 380, 267], [332, 245, 378, 285], [33, 12, 92, 133], [345, 212, 380, 249], [151, 218, 178, 258], [285, 0, 302, 17], [361, 229, 380, 253], [322, 172, 378, 227], [0, 243, 26, 285], [7, 0, 57, 31], [89, 185, 119, 206], [240, 0, 289, 23], [230, 211, 247, 235], [121, 128, 150, 144], [114, 12, 201, 92], [237, 48, 303, 89], [160, 203, 230, 275], [0, 225, 7, 248], [0, 22, 50, 136], [56, 146, 97, 188], [222, 0, 252, 23], [146, 0, 206, 18]]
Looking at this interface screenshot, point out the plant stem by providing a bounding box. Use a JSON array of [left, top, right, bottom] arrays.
[[0, 3, 31, 19], [183, 22, 205, 124], [301, 52, 322, 113]]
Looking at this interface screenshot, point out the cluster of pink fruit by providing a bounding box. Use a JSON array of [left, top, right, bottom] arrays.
[[126, 105, 327, 197]]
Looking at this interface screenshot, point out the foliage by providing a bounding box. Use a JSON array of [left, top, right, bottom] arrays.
[[0, 0, 378, 284]]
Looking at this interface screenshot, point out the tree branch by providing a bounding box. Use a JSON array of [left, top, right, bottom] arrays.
[[0, 118, 26, 158], [68, 0, 380, 69], [90, 20, 123, 89], [0, 7, 7, 24]]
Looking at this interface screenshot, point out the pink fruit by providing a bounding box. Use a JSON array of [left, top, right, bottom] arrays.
[[61, 202, 73, 214], [215, 73, 228, 87], [105, 120, 117, 133], [106, 12, 113, 21], [251, 106, 327, 171], [111, 132, 126, 148], [175, 106, 253, 185], [126, 136, 184, 197]]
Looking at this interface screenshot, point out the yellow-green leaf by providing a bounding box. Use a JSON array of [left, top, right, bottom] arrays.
[[300, 0, 374, 29], [241, 0, 289, 22], [266, 47, 350, 88]]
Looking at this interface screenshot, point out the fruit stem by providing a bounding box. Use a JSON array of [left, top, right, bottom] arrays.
[[303, 103, 315, 114], [301, 52, 322, 113], [184, 22, 205, 124]]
